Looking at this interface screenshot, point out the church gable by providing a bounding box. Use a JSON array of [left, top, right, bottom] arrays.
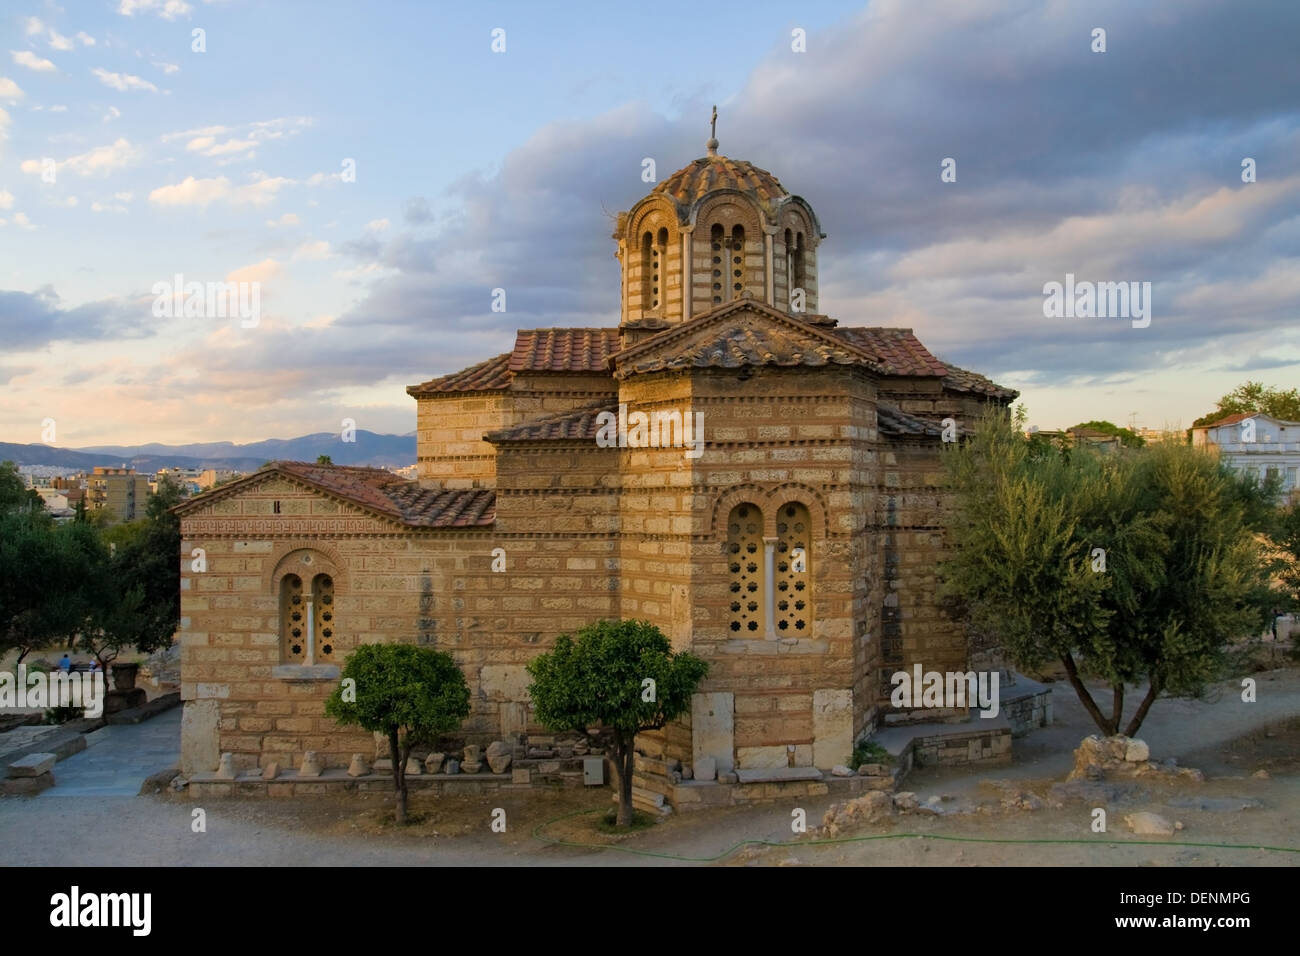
[[611, 300, 879, 380], [174, 463, 495, 533]]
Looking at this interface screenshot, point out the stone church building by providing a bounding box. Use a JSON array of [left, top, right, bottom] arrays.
[[174, 134, 1017, 800]]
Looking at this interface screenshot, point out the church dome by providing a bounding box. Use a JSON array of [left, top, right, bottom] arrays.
[[653, 155, 789, 217]]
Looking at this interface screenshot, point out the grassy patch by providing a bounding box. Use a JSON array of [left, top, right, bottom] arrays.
[[596, 808, 657, 833], [850, 740, 892, 770]]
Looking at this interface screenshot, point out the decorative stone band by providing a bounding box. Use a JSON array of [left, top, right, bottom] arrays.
[[271, 664, 340, 682]]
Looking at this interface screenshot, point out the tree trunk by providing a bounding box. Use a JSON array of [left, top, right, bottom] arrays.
[[389, 728, 406, 825], [1110, 682, 1125, 732], [1122, 679, 1161, 738], [613, 733, 635, 827], [1061, 652, 1116, 735]]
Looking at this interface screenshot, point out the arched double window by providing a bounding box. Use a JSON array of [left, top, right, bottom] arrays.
[[726, 500, 813, 638], [785, 229, 806, 311], [280, 572, 335, 664]]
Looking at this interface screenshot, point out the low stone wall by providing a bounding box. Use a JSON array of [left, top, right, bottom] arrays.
[[1001, 685, 1053, 738], [186, 757, 595, 798], [912, 726, 1011, 767]]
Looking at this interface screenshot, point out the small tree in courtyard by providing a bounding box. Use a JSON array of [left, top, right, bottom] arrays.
[[325, 643, 470, 824], [526, 619, 708, 827]]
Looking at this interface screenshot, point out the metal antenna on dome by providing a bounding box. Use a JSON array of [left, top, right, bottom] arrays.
[[707, 105, 719, 157]]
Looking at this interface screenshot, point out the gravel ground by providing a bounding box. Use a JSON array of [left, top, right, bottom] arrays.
[[1, 669, 1297, 867]]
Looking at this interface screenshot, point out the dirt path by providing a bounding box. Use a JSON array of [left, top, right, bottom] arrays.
[[2, 669, 1297, 866]]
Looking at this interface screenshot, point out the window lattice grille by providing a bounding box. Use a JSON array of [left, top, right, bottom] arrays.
[[727, 504, 763, 634], [775, 502, 811, 634]]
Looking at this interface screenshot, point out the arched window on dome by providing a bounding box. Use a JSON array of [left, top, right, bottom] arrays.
[[655, 227, 668, 311], [640, 231, 654, 313], [730, 225, 745, 300], [710, 224, 725, 305], [792, 231, 807, 309]]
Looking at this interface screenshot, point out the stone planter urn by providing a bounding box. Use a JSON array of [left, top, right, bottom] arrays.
[[111, 662, 140, 691]]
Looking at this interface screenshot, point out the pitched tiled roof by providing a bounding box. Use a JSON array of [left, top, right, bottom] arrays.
[[407, 352, 512, 396], [509, 328, 621, 373], [484, 400, 619, 443], [654, 155, 788, 211], [1196, 412, 1255, 429], [877, 404, 942, 438], [936, 359, 1019, 401], [620, 320, 871, 378], [173, 462, 495, 528], [833, 327, 950, 377]]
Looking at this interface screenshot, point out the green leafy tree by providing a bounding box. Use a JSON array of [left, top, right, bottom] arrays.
[[526, 619, 708, 826], [0, 512, 101, 663], [0, 461, 42, 512], [1070, 420, 1145, 448], [941, 412, 1274, 737], [325, 644, 470, 824], [1192, 381, 1300, 429], [316, 455, 333, 465], [77, 475, 184, 671]]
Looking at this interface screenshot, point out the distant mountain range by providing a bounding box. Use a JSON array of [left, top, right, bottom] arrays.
[[0, 431, 417, 472]]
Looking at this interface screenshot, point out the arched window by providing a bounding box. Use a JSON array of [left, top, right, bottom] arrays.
[[775, 502, 812, 634], [313, 574, 335, 659], [281, 573, 305, 662], [280, 571, 336, 664], [792, 232, 806, 306], [730, 224, 745, 299], [640, 231, 654, 312], [654, 227, 668, 310], [784, 227, 794, 305], [710, 224, 725, 304], [727, 503, 764, 634]]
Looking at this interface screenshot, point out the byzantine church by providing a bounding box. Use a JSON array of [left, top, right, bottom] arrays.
[[174, 121, 1019, 801]]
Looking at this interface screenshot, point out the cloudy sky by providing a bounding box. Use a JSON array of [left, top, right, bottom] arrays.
[[1, 0, 1297, 446]]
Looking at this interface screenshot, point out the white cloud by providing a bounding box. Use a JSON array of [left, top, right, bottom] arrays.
[[0, 106, 9, 155], [21, 138, 140, 178], [50, 104, 67, 112], [0, 189, 12, 209], [13, 211, 35, 230], [149, 173, 292, 208], [12, 51, 57, 72], [75, 33, 96, 47], [293, 239, 333, 261], [114, 191, 134, 202], [0, 77, 25, 100], [24, 18, 44, 36], [185, 135, 257, 159], [152, 61, 179, 75], [103, 106, 121, 122], [91, 67, 158, 93], [365, 218, 390, 233], [117, 0, 193, 19], [91, 199, 128, 213], [60, 196, 79, 207], [47, 30, 74, 52], [266, 212, 299, 227], [227, 258, 282, 285]]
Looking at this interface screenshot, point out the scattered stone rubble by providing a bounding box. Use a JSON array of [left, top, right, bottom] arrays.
[[1068, 734, 1205, 783]]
